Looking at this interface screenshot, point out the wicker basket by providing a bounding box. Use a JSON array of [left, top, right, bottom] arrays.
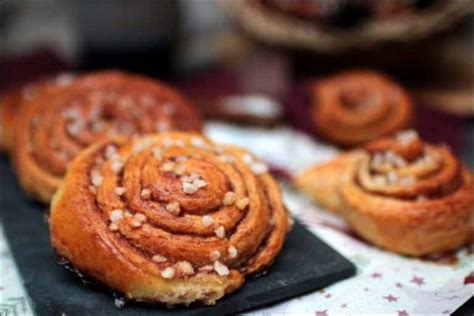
[[220, 0, 473, 51]]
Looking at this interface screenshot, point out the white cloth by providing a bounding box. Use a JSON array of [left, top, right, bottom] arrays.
[[1, 122, 471, 315], [207, 122, 473, 316]]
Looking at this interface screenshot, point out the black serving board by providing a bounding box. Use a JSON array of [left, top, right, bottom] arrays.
[[0, 157, 356, 316]]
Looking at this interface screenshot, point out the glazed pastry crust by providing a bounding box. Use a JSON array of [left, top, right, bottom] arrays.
[[1, 90, 22, 152], [311, 70, 413, 147], [51, 181, 244, 305], [295, 151, 365, 214], [50, 132, 289, 306], [295, 131, 473, 256], [12, 71, 202, 203], [1, 74, 77, 153], [342, 168, 473, 256]]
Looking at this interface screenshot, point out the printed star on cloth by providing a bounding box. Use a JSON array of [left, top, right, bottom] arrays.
[[463, 273, 474, 284], [383, 294, 399, 302], [410, 276, 425, 286], [315, 310, 328, 316], [398, 310, 409, 316], [370, 272, 383, 279]]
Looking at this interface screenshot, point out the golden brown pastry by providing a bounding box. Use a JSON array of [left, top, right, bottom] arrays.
[[1, 90, 23, 152], [311, 70, 413, 147], [12, 71, 202, 203], [50, 132, 290, 306], [1, 74, 77, 153], [296, 130, 473, 256]]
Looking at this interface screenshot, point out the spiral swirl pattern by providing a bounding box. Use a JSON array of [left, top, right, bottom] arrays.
[[296, 130, 473, 256], [351, 131, 466, 200], [311, 70, 413, 146], [50, 132, 289, 305], [13, 71, 201, 203], [1, 73, 75, 152]]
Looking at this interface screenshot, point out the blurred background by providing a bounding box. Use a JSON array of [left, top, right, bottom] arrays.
[[0, 0, 473, 163]]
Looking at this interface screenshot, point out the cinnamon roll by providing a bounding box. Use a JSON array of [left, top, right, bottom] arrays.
[[1, 90, 23, 152], [1, 73, 76, 153], [50, 132, 289, 306], [311, 70, 413, 147], [296, 130, 473, 256], [12, 71, 202, 203]]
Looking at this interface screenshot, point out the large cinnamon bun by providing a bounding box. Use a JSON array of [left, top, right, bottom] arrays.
[[50, 132, 289, 306], [12, 71, 202, 203], [296, 130, 473, 256], [311, 70, 413, 147]]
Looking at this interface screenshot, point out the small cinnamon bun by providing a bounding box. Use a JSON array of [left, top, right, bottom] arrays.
[[296, 130, 473, 256], [1, 73, 77, 152], [12, 71, 202, 203], [311, 70, 413, 146]]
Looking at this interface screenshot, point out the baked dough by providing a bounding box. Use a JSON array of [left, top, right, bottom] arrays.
[[12, 71, 202, 203], [296, 130, 473, 255], [311, 70, 413, 146], [50, 132, 290, 306]]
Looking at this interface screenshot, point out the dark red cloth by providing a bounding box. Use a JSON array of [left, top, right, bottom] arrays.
[[285, 81, 466, 155], [181, 69, 466, 155], [180, 68, 239, 101], [0, 48, 71, 90]]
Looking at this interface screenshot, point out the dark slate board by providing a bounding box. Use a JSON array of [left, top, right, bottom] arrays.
[[0, 157, 356, 316]]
